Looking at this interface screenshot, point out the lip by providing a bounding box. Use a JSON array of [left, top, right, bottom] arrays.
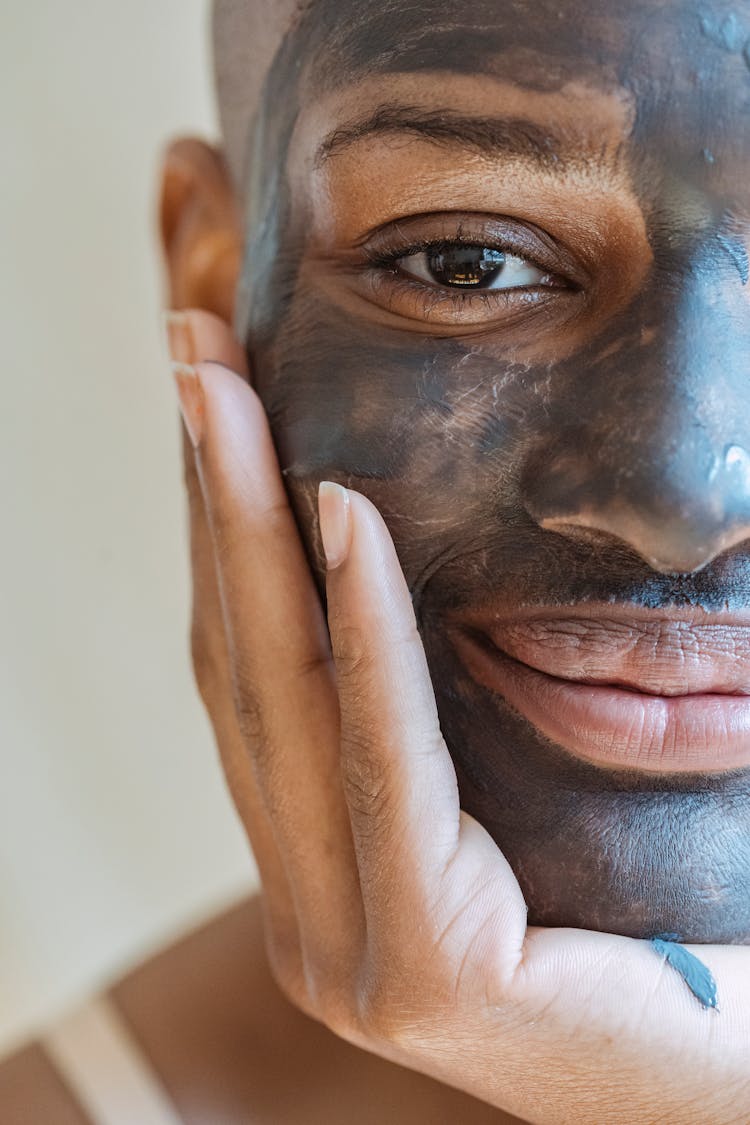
[[450, 604, 750, 773]]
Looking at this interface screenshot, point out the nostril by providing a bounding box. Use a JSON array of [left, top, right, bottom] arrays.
[[537, 507, 750, 575], [523, 429, 750, 575]]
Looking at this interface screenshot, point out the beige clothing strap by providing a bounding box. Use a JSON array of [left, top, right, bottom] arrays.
[[42, 996, 183, 1125]]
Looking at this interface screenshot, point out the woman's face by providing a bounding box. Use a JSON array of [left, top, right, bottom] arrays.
[[234, 0, 750, 942]]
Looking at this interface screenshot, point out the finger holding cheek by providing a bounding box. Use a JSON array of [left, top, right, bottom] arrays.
[[168, 310, 302, 987], [185, 362, 364, 976], [319, 483, 527, 986]]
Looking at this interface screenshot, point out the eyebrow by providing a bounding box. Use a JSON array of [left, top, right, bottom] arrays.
[[316, 104, 593, 171]]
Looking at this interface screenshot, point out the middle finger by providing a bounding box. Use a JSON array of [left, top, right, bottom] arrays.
[[192, 360, 364, 967]]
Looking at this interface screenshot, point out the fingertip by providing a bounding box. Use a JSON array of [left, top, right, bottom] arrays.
[[346, 489, 401, 573], [344, 487, 391, 537], [174, 308, 250, 378], [191, 362, 282, 507], [330, 489, 415, 637], [194, 359, 264, 417], [194, 358, 250, 383], [319, 482, 352, 570]]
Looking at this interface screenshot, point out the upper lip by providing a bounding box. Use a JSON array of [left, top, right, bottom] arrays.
[[450, 602, 750, 697]]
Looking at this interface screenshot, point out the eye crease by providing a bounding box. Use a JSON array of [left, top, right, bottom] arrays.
[[397, 242, 552, 290], [350, 212, 583, 326]]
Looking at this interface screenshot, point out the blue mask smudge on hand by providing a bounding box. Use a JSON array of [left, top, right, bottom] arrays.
[[650, 934, 719, 1011]]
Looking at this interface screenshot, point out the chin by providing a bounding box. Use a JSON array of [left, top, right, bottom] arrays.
[[496, 795, 750, 945], [463, 753, 750, 944]]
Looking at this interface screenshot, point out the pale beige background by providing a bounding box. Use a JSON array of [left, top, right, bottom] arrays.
[[0, 1, 257, 1053]]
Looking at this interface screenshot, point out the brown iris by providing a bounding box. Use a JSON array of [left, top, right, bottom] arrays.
[[427, 245, 506, 287]]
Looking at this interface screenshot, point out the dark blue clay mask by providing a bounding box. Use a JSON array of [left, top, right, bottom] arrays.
[[229, 0, 750, 943]]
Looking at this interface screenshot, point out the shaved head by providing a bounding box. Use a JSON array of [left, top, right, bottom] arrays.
[[212, 0, 299, 184]]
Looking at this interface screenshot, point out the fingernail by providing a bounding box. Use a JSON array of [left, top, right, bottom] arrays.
[[164, 309, 194, 365], [172, 363, 205, 448], [318, 482, 352, 570]]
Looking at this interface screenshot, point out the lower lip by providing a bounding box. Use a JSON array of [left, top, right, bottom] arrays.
[[454, 632, 750, 773]]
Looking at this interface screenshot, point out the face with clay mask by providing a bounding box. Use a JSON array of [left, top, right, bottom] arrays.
[[211, 0, 750, 944]]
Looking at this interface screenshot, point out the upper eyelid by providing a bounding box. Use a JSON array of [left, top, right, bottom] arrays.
[[367, 233, 549, 268], [359, 212, 580, 279], [358, 215, 525, 251], [397, 244, 542, 267], [352, 210, 596, 293]]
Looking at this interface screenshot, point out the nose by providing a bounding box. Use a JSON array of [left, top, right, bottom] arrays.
[[523, 266, 750, 574], [529, 438, 750, 574]]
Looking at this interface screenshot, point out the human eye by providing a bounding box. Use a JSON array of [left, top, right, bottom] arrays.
[[356, 212, 580, 328], [396, 243, 549, 291]]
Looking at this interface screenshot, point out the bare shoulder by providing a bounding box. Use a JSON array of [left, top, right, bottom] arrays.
[[109, 894, 523, 1125], [0, 1041, 89, 1125]]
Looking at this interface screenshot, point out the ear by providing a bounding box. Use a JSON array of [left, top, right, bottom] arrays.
[[159, 137, 243, 325]]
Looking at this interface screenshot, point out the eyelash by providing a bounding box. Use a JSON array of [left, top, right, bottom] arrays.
[[362, 229, 566, 315]]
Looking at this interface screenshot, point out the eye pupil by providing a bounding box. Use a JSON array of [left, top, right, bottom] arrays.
[[428, 245, 506, 288]]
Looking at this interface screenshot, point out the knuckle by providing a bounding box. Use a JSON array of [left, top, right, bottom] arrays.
[[319, 1000, 361, 1046], [208, 500, 245, 564], [340, 746, 394, 833], [265, 932, 311, 1017], [331, 621, 376, 687], [293, 649, 335, 685], [232, 683, 266, 748], [273, 944, 362, 1038], [354, 970, 430, 1050], [311, 976, 359, 1043], [224, 649, 268, 748]]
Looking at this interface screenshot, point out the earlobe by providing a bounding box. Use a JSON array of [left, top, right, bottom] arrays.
[[159, 137, 243, 325]]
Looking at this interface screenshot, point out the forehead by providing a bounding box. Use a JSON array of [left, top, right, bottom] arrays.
[[265, 0, 750, 214], [303, 0, 622, 90], [293, 0, 740, 86]]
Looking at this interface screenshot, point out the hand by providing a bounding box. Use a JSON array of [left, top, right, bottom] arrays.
[[168, 310, 750, 1125]]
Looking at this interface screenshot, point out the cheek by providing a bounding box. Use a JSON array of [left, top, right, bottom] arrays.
[[250, 294, 549, 583]]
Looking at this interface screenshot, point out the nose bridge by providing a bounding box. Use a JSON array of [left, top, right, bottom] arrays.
[[524, 258, 750, 574]]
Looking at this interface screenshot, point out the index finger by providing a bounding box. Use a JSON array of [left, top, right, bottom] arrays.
[[320, 484, 527, 956]]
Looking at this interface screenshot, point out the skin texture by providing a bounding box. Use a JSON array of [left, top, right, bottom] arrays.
[[217, 0, 750, 942]]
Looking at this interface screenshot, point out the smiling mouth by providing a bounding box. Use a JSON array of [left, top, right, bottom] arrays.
[[450, 604, 750, 773]]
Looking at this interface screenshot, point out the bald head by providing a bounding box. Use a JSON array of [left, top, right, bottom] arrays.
[[212, 0, 300, 184]]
